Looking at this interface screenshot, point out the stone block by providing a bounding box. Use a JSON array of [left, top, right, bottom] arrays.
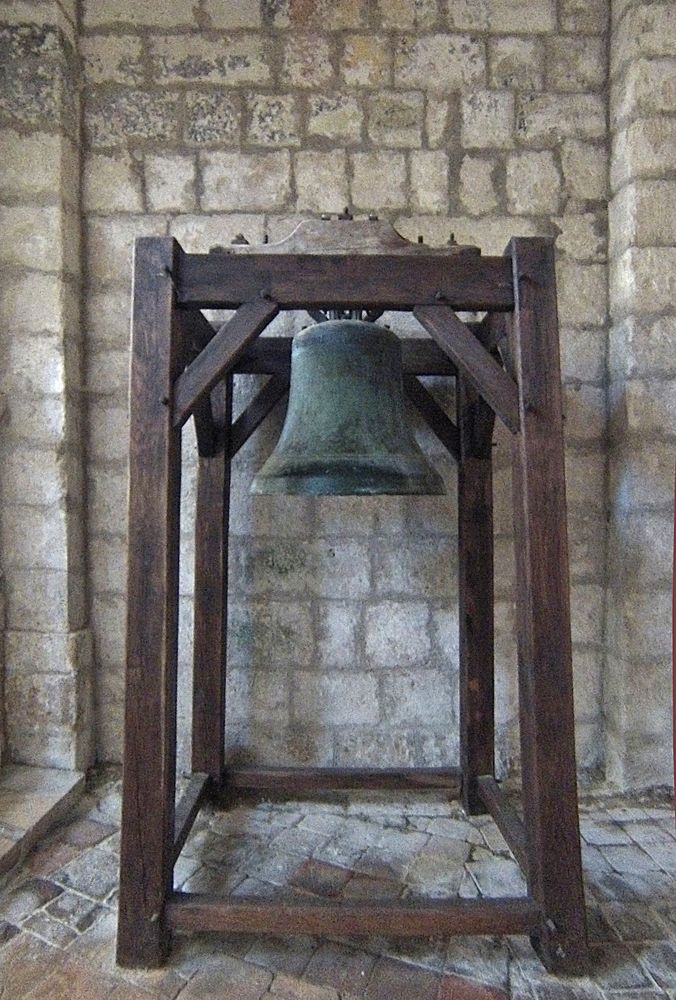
[[6, 335, 65, 397], [341, 34, 390, 87], [623, 377, 676, 435], [446, 0, 555, 32], [394, 34, 485, 92], [609, 440, 674, 511], [80, 34, 144, 84], [201, 151, 291, 211], [4, 628, 91, 678], [561, 140, 608, 201], [3, 397, 69, 448], [1, 504, 68, 571], [5, 568, 72, 631], [281, 35, 334, 88], [606, 589, 672, 662], [234, 538, 370, 599], [350, 151, 407, 211], [86, 215, 166, 288], [566, 451, 605, 511], [425, 96, 449, 147], [86, 347, 128, 400], [293, 671, 379, 726], [92, 594, 126, 667], [381, 669, 453, 724], [88, 468, 127, 536], [570, 584, 604, 647], [169, 214, 265, 252], [203, 0, 262, 27], [1, 449, 68, 507], [294, 150, 348, 214], [609, 314, 676, 379], [488, 36, 544, 91], [83, 152, 143, 212], [145, 153, 196, 212], [227, 669, 290, 726], [227, 601, 314, 668], [506, 150, 560, 214], [364, 600, 431, 668], [85, 89, 180, 147], [367, 91, 423, 147], [411, 150, 448, 213], [564, 384, 606, 441], [458, 156, 497, 216], [149, 34, 270, 84], [247, 94, 300, 147], [379, 0, 438, 28], [546, 36, 606, 92], [83, 0, 196, 25], [554, 211, 606, 262], [308, 94, 362, 143], [89, 403, 129, 463], [0, 131, 76, 202], [611, 2, 676, 79], [610, 118, 676, 191], [516, 93, 605, 146], [559, 0, 607, 33], [610, 246, 676, 317], [556, 260, 607, 326], [461, 90, 514, 149], [611, 58, 676, 127], [0, 205, 66, 272], [85, 288, 132, 349], [609, 180, 675, 255], [316, 601, 361, 669], [89, 535, 127, 596], [374, 538, 456, 600], [265, 0, 364, 29], [184, 91, 240, 146], [608, 509, 673, 589]]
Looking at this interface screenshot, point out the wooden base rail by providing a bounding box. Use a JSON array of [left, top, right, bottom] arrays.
[[225, 766, 463, 796], [166, 893, 541, 938]]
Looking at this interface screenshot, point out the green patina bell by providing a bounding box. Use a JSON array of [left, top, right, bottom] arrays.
[[250, 320, 445, 496]]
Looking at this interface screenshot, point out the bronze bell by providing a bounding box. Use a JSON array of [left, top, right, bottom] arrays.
[[250, 320, 445, 496]]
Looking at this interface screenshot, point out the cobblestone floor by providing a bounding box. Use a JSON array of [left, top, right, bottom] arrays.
[[0, 772, 675, 999]]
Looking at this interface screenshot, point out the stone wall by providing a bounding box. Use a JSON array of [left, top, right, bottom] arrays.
[[606, 0, 675, 789], [0, 1, 93, 770], [81, 0, 610, 780]]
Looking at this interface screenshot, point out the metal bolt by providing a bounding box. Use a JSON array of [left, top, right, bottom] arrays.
[[368, 212, 378, 221]]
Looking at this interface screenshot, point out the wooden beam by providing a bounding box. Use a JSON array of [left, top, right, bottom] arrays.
[[226, 766, 462, 795], [403, 375, 459, 460], [414, 305, 520, 433], [173, 298, 279, 428], [177, 253, 514, 311], [192, 392, 218, 458], [173, 773, 210, 865], [167, 893, 541, 937], [234, 337, 458, 377], [476, 775, 527, 873], [228, 375, 289, 458]]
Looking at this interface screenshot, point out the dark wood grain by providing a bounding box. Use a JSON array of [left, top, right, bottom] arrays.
[[192, 378, 232, 784], [177, 253, 514, 311], [167, 893, 541, 937], [507, 236, 587, 972], [229, 374, 288, 457], [117, 237, 183, 968], [173, 773, 210, 864], [403, 375, 460, 460], [234, 337, 458, 377], [476, 775, 527, 873], [414, 305, 520, 433], [457, 377, 495, 815], [226, 766, 462, 795], [173, 298, 278, 428]]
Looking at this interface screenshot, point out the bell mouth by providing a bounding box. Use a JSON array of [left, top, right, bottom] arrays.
[[251, 456, 445, 497]]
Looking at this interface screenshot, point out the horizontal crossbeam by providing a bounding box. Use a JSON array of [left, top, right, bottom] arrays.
[[233, 336, 458, 376], [176, 253, 514, 311], [226, 765, 462, 796], [167, 893, 541, 937]]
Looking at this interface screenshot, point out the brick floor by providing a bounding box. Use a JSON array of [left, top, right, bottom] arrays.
[[0, 775, 674, 998]]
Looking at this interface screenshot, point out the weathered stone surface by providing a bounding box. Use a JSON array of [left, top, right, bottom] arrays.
[[561, 140, 608, 201], [150, 34, 271, 84], [145, 153, 196, 212], [446, 0, 556, 33], [203, 0, 262, 28], [554, 211, 607, 262], [546, 36, 606, 92], [506, 150, 560, 214], [294, 150, 348, 213], [517, 93, 606, 145], [293, 672, 379, 725], [85, 89, 180, 146], [379, 0, 438, 29], [350, 151, 407, 210], [83, 0, 196, 26], [425, 96, 449, 147], [80, 34, 144, 84], [264, 0, 364, 30], [341, 34, 390, 87], [411, 150, 448, 213], [365, 601, 431, 668], [557, 260, 608, 326], [308, 94, 362, 143], [83, 152, 143, 213], [611, 57, 676, 127], [559, 0, 607, 33], [184, 91, 240, 145], [394, 34, 485, 92], [610, 246, 676, 317], [367, 90, 423, 147], [247, 94, 300, 147], [281, 34, 334, 88], [610, 117, 676, 191], [609, 179, 675, 254], [86, 215, 165, 287], [489, 36, 544, 90], [459, 156, 497, 216], [461, 90, 514, 148], [611, 2, 676, 79], [201, 151, 290, 211]]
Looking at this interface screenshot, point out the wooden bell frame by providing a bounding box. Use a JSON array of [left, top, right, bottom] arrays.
[[116, 222, 587, 972]]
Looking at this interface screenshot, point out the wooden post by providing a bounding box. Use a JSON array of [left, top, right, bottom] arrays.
[[457, 376, 495, 814], [117, 238, 183, 967], [192, 377, 233, 785], [507, 237, 587, 971]]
